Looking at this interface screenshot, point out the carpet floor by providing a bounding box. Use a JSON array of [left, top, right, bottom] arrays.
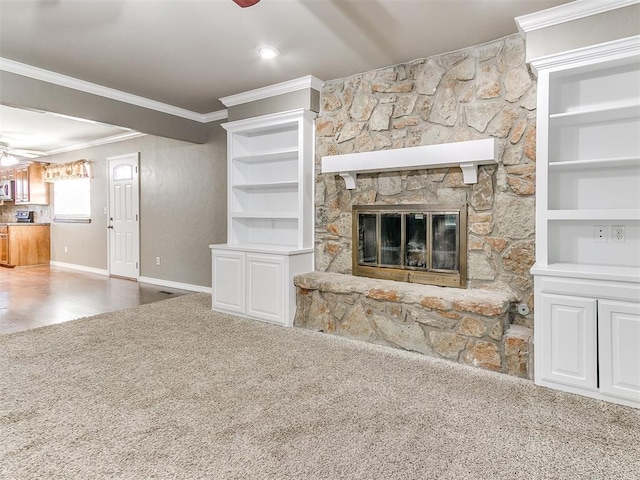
[[0, 293, 638, 479]]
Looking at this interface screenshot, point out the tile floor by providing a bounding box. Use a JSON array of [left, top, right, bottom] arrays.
[[0, 265, 193, 334]]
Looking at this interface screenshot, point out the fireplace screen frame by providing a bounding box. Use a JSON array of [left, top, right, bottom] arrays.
[[352, 203, 467, 288]]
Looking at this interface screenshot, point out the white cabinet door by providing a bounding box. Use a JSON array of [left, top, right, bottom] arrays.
[[598, 300, 640, 404], [540, 293, 597, 390], [246, 253, 285, 325], [212, 249, 246, 315]]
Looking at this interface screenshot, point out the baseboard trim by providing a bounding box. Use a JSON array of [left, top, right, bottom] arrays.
[[48, 262, 211, 293], [139, 276, 212, 294], [49, 261, 109, 276]]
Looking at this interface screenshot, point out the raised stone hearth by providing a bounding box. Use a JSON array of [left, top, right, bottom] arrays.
[[294, 271, 533, 378]]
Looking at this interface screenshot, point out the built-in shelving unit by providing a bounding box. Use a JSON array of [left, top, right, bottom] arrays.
[[210, 107, 317, 327], [530, 36, 640, 409], [225, 109, 316, 249], [533, 42, 640, 275]]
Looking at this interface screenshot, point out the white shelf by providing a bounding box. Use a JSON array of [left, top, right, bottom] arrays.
[[531, 262, 640, 284], [321, 138, 496, 188], [232, 181, 299, 190], [231, 211, 298, 219], [549, 156, 640, 169], [547, 209, 640, 220], [232, 148, 298, 164], [209, 242, 314, 256], [550, 102, 640, 127]]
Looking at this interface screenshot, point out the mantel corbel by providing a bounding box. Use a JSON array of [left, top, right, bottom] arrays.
[[321, 139, 497, 190]]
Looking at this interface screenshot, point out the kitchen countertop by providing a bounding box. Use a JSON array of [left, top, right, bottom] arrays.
[[0, 223, 51, 226]]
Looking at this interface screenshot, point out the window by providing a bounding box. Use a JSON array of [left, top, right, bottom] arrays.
[[53, 175, 91, 222]]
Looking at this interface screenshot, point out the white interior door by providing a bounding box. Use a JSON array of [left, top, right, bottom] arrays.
[[108, 153, 140, 280]]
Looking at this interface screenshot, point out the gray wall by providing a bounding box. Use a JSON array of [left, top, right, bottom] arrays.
[[1, 71, 207, 144], [524, 4, 640, 61], [227, 89, 320, 122], [48, 122, 227, 288]]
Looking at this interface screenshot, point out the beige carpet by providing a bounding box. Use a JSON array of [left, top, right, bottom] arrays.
[[1, 293, 638, 479]]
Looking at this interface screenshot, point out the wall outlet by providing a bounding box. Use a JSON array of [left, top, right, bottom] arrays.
[[612, 225, 625, 242], [155, 256, 161, 266], [594, 226, 607, 243], [64, 246, 68, 253]]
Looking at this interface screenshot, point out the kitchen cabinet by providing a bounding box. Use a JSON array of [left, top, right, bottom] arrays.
[[0, 226, 8, 264], [0, 224, 50, 267], [211, 244, 313, 327], [0, 169, 14, 181], [14, 163, 49, 205]]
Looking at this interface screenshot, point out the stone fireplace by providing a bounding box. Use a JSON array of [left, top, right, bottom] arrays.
[[294, 33, 537, 379], [353, 203, 467, 288]]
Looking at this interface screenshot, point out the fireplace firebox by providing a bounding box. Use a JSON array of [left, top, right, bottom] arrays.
[[352, 203, 467, 288]]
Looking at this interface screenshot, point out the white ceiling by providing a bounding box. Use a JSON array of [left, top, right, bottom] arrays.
[[0, 105, 136, 158], [0, 0, 572, 155]]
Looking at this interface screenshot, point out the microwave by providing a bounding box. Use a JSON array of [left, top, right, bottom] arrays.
[[0, 180, 14, 201]]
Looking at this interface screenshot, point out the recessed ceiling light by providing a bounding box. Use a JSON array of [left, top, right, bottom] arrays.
[[257, 45, 280, 59]]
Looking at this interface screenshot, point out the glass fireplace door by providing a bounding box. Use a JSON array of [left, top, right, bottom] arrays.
[[431, 213, 459, 272], [380, 213, 402, 266], [353, 204, 467, 288], [405, 213, 427, 268]]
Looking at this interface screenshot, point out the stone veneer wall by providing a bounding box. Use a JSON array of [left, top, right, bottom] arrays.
[[294, 272, 532, 377], [314, 34, 536, 328]]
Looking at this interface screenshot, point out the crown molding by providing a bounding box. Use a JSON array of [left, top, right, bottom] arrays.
[[529, 35, 640, 73], [220, 75, 325, 107], [516, 0, 640, 34], [42, 131, 147, 157], [0, 57, 228, 123], [201, 110, 229, 123]]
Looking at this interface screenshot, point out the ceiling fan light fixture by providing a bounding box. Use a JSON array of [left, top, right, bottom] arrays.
[[0, 150, 19, 167], [232, 0, 261, 7], [257, 45, 280, 60]]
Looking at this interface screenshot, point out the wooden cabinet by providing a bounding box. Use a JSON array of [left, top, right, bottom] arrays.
[[598, 300, 640, 403], [245, 253, 285, 324], [14, 163, 49, 205], [211, 107, 316, 326], [211, 245, 313, 327], [539, 293, 597, 391], [0, 225, 50, 267], [535, 276, 640, 409], [211, 249, 246, 316], [0, 226, 8, 264]]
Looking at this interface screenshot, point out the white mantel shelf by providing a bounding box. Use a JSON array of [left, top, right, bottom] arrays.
[[321, 139, 497, 189]]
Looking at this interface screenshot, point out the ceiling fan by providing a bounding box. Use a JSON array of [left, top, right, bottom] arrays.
[[232, 0, 261, 7], [0, 142, 45, 165]]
